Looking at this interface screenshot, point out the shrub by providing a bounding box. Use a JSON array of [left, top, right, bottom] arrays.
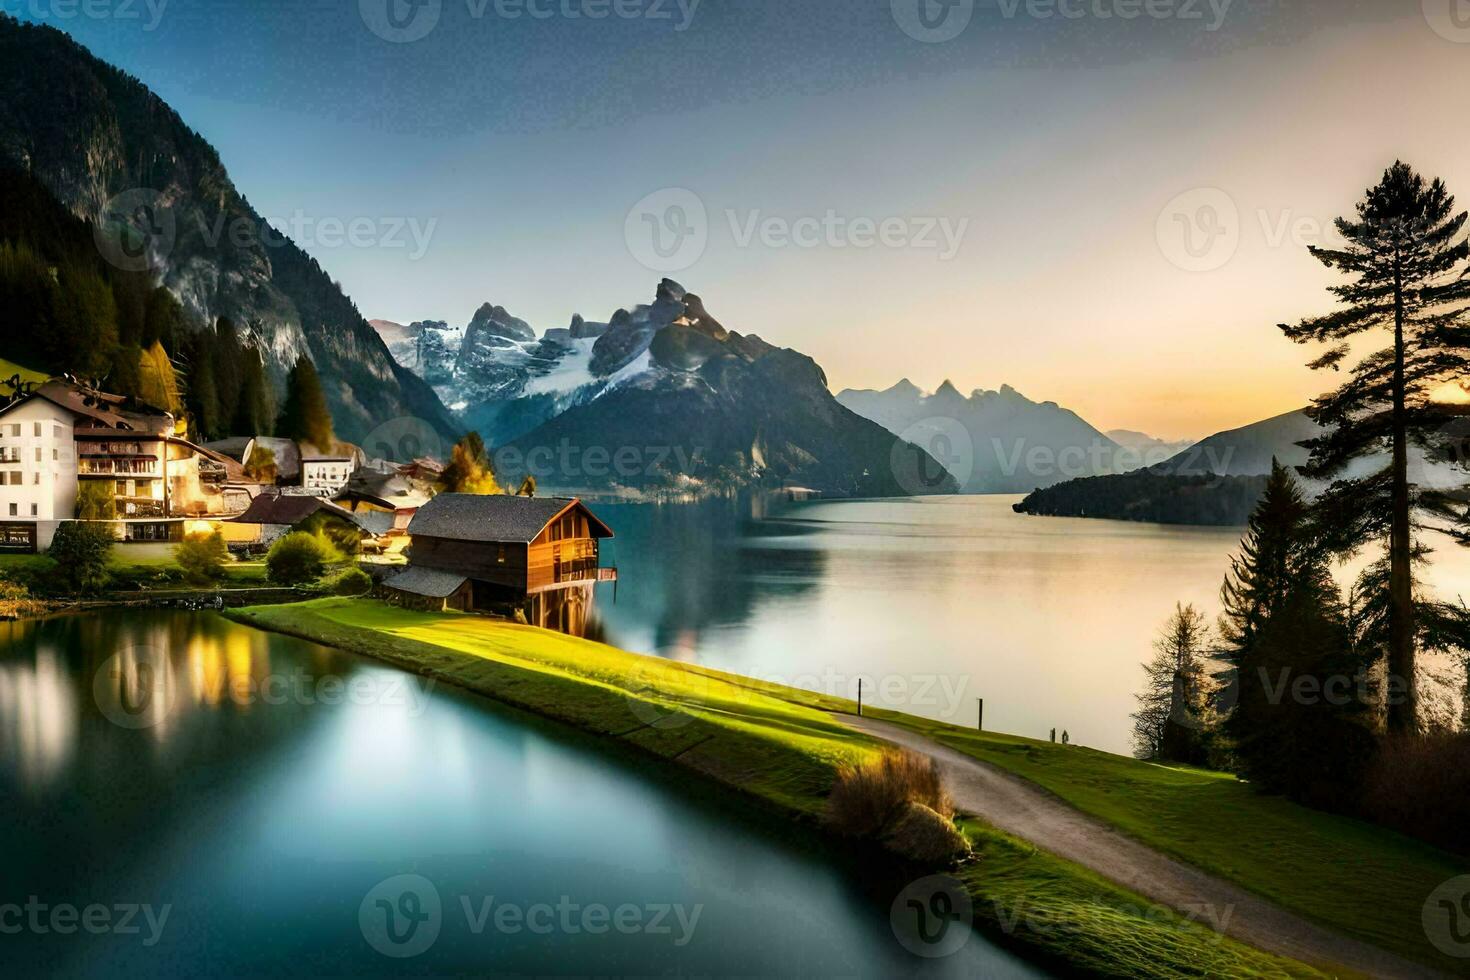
[[327, 566, 373, 596], [825, 749, 953, 839], [174, 530, 228, 584], [47, 521, 115, 594], [0, 578, 42, 618], [1360, 734, 1470, 854], [266, 532, 335, 586]]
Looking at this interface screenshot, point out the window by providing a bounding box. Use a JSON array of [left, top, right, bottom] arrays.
[[29, 504, 36, 517], [116, 480, 127, 496], [32, 423, 40, 437], [34, 447, 40, 462], [6, 472, 19, 486], [7, 424, 16, 437], [32, 473, 38, 485], [51, 448, 57, 461], [52, 425, 61, 439], [7, 504, 14, 517]]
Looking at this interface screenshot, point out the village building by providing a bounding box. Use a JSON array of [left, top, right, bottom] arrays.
[[382, 494, 617, 633], [226, 492, 369, 547], [204, 436, 363, 496], [333, 470, 434, 555], [0, 379, 257, 552]]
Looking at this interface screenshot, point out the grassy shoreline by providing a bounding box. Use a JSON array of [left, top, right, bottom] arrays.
[[223, 597, 1349, 978]]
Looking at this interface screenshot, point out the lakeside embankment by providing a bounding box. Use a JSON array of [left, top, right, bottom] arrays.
[[223, 597, 1415, 979]]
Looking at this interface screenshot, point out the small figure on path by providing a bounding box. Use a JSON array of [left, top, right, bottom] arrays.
[[1062, 730, 1070, 745], [1050, 728, 1056, 743]]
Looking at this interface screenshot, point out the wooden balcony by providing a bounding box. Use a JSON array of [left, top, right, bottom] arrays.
[[527, 560, 618, 594], [80, 460, 160, 477]]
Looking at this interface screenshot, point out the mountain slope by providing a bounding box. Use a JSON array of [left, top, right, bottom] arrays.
[[0, 14, 457, 445], [474, 282, 957, 497], [1157, 410, 1319, 476], [837, 379, 1125, 493]]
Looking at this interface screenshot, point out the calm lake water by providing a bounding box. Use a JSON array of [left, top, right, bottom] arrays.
[[0, 610, 1047, 978], [592, 495, 1470, 756]]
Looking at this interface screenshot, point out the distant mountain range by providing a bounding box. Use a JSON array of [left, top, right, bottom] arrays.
[[378, 281, 956, 497], [0, 14, 456, 446], [835, 380, 1151, 493]]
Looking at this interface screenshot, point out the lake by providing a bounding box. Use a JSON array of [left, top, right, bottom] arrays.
[[591, 494, 1470, 756], [0, 609, 1047, 977]]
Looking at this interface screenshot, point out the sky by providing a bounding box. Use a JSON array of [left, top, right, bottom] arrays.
[[15, 0, 1470, 439]]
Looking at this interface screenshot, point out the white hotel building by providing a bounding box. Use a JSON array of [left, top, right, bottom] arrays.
[[0, 380, 254, 552]]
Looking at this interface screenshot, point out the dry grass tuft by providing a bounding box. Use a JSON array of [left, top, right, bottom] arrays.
[[825, 749, 954, 838]]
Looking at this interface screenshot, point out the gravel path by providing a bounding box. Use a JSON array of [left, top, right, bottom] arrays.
[[843, 715, 1439, 979]]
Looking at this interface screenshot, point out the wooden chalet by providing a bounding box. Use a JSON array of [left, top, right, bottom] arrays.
[[382, 494, 617, 632]]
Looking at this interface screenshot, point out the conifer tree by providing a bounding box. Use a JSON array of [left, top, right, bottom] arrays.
[[1219, 462, 1372, 805], [1279, 161, 1470, 732], [276, 354, 334, 450]]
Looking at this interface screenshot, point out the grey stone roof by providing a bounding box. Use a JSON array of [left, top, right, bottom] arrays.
[[407, 494, 610, 544], [382, 567, 469, 599]]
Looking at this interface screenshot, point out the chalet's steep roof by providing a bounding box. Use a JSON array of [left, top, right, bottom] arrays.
[[229, 494, 363, 528], [382, 567, 468, 599], [2, 379, 172, 432], [408, 494, 611, 544]]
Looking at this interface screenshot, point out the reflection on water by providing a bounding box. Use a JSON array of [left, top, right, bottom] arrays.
[[0, 610, 1049, 978], [594, 495, 1470, 755]]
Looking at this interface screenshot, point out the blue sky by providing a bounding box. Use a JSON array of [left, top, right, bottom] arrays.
[[14, 0, 1464, 436]]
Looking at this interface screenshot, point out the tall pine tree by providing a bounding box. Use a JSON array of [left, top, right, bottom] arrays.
[[1280, 161, 1470, 733], [276, 354, 334, 450]]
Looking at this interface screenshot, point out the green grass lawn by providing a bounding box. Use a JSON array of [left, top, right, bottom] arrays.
[[228, 598, 1336, 979], [864, 712, 1466, 974], [959, 820, 1326, 979]]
